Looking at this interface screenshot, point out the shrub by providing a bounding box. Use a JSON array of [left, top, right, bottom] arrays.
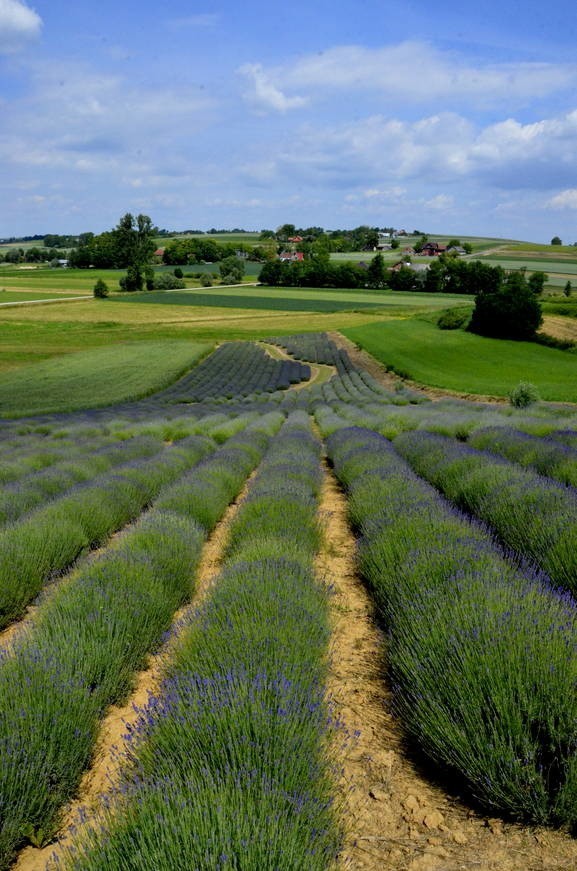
[[152, 273, 185, 290], [437, 307, 470, 330], [509, 381, 540, 408], [200, 274, 213, 287], [173, 267, 183, 279], [93, 279, 109, 299]]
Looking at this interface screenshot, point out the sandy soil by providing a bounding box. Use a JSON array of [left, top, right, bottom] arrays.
[[317, 458, 577, 871], [258, 340, 337, 391], [13, 476, 254, 871]]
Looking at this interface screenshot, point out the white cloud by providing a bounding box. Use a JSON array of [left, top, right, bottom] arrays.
[[238, 63, 308, 113], [0, 0, 41, 53], [424, 194, 454, 210], [253, 41, 577, 109], [547, 189, 577, 209]]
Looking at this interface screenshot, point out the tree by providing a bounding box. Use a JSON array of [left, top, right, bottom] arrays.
[[93, 279, 109, 298], [366, 253, 387, 289], [551, 236, 562, 245], [114, 213, 156, 269], [119, 265, 144, 292], [527, 271, 547, 295], [219, 256, 245, 284], [564, 281, 572, 298], [469, 270, 543, 340]]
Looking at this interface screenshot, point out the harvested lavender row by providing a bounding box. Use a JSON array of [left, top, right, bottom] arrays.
[[65, 412, 341, 870], [0, 415, 281, 870], [0, 433, 220, 630], [394, 429, 577, 596], [327, 426, 577, 827], [0, 435, 163, 527], [469, 425, 577, 488]]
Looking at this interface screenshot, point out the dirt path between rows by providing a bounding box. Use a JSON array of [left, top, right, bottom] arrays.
[[14, 475, 254, 871], [258, 340, 337, 391], [318, 458, 577, 870]]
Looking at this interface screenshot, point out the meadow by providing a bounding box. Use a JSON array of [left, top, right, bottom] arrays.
[[3, 239, 577, 868]]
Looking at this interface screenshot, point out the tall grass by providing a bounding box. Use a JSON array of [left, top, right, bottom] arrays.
[[327, 426, 577, 827], [65, 413, 341, 870]]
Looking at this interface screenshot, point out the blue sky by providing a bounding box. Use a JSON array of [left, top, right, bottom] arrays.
[[1, 0, 577, 241]]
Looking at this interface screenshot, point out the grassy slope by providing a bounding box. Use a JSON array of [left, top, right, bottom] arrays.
[[0, 341, 210, 417], [343, 318, 577, 401]]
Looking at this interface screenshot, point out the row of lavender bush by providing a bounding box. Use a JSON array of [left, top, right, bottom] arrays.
[[327, 426, 577, 827], [469, 425, 577, 488], [0, 435, 162, 527], [0, 414, 282, 869], [394, 430, 577, 596], [0, 433, 219, 630], [65, 412, 341, 870]]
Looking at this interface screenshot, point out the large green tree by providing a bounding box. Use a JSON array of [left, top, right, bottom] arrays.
[[469, 270, 543, 340]]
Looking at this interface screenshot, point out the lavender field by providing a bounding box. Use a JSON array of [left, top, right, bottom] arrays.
[[3, 335, 577, 869]]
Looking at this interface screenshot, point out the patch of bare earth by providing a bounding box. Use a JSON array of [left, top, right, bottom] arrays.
[[540, 315, 577, 343], [318, 458, 577, 870], [13, 475, 254, 871]]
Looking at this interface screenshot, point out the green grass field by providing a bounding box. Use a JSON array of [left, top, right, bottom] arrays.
[[0, 340, 210, 417], [343, 318, 577, 401]]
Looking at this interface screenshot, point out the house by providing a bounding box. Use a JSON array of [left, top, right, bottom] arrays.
[[279, 251, 304, 262], [287, 235, 304, 244], [391, 261, 429, 273], [420, 242, 447, 256]]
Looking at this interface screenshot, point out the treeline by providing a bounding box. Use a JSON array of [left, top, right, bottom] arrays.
[[259, 258, 384, 289], [160, 237, 272, 266], [260, 254, 547, 301]]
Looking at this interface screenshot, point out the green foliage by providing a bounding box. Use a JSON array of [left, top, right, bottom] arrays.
[[119, 265, 143, 293], [469, 269, 543, 340], [219, 256, 245, 284], [92, 279, 109, 299], [509, 381, 540, 408], [200, 273, 213, 287], [152, 272, 185, 290], [173, 267, 183, 279], [437, 306, 470, 330], [564, 280, 572, 297], [551, 236, 563, 245]]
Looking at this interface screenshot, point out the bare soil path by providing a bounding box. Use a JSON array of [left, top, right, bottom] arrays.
[[317, 457, 577, 870]]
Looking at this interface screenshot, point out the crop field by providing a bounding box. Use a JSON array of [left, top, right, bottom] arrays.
[[5, 276, 577, 869], [344, 318, 577, 401]]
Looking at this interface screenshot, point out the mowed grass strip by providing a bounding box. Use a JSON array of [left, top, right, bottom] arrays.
[[0, 340, 211, 417], [344, 318, 577, 401]]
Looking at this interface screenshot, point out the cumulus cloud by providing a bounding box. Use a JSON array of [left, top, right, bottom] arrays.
[[0, 0, 41, 52], [238, 63, 308, 113], [547, 189, 577, 209], [251, 41, 577, 110]]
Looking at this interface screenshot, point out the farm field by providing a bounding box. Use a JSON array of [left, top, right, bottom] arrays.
[[4, 267, 577, 867], [344, 317, 577, 402]]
